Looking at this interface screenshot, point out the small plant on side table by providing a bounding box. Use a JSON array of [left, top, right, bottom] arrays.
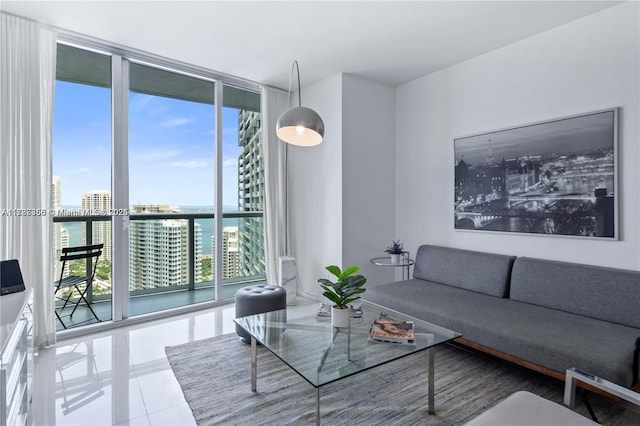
[[385, 240, 404, 264]]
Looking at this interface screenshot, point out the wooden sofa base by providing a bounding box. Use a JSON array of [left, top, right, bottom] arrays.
[[451, 337, 639, 399], [454, 338, 565, 381]]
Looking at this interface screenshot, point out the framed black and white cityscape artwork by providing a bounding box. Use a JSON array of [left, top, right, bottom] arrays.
[[454, 108, 618, 239]]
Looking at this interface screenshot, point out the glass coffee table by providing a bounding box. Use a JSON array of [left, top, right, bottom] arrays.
[[234, 300, 461, 425]]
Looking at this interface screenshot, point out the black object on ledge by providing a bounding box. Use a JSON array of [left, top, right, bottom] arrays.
[[0, 259, 26, 296]]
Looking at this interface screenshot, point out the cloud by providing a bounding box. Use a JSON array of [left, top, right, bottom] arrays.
[[68, 167, 90, 174], [133, 149, 180, 161], [160, 117, 195, 128], [170, 160, 208, 169], [129, 93, 155, 114], [223, 158, 237, 168]]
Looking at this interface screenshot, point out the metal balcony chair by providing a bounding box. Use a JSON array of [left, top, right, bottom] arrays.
[[55, 244, 103, 329]]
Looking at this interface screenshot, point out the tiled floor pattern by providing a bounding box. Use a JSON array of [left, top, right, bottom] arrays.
[[32, 303, 243, 425]]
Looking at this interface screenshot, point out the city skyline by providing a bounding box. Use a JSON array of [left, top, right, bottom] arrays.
[[53, 188, 251, 289], [52, 181, 243, 255], [455, 110, 615, 166]]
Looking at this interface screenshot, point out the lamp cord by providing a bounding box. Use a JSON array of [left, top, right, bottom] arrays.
[[284, 60, 301, 258], [284, 142, 289, 257], [286, 60, 302, 107]]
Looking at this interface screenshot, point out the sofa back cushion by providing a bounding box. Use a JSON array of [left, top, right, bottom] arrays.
[[510, 257, 640, 329], [413, 245, 515, 298]]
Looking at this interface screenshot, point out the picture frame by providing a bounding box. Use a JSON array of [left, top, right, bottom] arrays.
[[454, 108, 618, 239]]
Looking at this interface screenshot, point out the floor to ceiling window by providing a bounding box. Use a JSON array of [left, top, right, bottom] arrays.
[[53, 40, 264, 329], [128, 62, 215, 316], [53, 44, 113, 330]]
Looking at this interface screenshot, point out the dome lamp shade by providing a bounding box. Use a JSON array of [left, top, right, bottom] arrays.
[[276, 61, 324, 147]]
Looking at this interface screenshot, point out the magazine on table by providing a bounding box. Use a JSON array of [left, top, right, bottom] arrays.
[[316, 303, 363, 318], [368, 318, 415, 345]]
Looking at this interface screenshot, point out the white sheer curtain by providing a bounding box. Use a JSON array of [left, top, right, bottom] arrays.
[[0, 13, 57, 347], [261, 86, 289, 285]]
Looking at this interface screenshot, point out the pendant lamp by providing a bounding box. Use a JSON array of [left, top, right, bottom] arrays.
[[276, 61, 324, 147]]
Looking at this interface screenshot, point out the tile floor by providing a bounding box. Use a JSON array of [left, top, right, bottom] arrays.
[[31, 303, 243, 425]]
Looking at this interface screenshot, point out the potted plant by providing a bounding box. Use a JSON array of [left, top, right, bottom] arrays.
[[318, 265, 367, 328], [385, 240, 404, 265]]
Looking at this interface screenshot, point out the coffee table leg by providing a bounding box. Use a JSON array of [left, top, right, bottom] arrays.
[[251, 336, 257, 392], [316, 388, 320, 426], [428, 346, 434, 414]]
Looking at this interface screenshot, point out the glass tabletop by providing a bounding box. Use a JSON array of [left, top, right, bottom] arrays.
[[370, 256, 415, 267], [234, 300, 461, 388]]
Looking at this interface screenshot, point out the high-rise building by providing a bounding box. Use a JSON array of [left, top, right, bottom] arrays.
[[129, 205, 202, 290], [52, 175, 62, 211], [211, 226, 239, 280], [237, 110, 265, 278], [81, 190, 112, 261], [132, 205, 180, 214]]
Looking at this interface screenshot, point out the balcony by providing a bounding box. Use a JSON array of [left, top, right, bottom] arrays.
[[53, 211, 266, 331]]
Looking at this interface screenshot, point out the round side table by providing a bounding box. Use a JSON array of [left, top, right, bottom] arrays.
[[370, 252, 415, 280]]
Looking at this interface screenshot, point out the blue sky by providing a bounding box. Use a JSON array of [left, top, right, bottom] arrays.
[[53, 81, 244, 208]]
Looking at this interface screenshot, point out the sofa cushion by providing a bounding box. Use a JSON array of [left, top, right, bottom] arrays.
[[510, 257, 640, 329], [412, 245, 515, 297]]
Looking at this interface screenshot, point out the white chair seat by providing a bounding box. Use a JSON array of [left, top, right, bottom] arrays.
[[464, 391, 598, 426]]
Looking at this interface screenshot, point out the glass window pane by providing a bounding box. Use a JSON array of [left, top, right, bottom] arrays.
[[53, 44, 112, 330], [128, 63, 215, 316], [221, 86, 264, 297]]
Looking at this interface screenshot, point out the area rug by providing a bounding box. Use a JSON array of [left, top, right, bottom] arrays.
[[166, 334, 635, 425]]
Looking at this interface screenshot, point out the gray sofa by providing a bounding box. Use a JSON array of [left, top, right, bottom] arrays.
[[363, 244, 640, 388]]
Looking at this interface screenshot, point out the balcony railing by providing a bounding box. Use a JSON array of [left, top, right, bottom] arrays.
[[53, 211, 266, 325]]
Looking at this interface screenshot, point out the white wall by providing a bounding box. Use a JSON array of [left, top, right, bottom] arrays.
[[289, 74, 343, 299], [342, 74, 396, 286], [396, 2, 640, 270], [291, 74, 396, 299]]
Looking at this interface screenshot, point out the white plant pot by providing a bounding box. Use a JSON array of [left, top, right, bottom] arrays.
[[390, 254, 401, 265], [331, 305, 351, 328]]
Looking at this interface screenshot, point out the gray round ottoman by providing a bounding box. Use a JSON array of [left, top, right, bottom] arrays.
[[235, 285, 287, 344]]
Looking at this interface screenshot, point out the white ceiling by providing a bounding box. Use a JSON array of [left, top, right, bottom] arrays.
[[1, 1, 622, 90]]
